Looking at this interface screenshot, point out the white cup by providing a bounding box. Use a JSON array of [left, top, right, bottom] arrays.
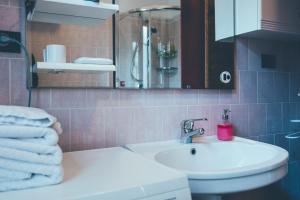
[[43, 44, 66, 63]]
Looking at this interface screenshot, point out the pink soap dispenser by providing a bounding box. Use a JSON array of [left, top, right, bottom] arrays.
[[217, 109, 233, 141]]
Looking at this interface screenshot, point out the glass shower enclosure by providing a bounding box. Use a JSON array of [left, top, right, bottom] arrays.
[[116, 5, 181, 89]]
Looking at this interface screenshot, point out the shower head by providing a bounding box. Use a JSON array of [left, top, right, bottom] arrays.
[[119, 5, 180, 22]]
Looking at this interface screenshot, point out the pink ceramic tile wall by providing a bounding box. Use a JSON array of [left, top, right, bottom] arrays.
[[0, 0, 299, 153]]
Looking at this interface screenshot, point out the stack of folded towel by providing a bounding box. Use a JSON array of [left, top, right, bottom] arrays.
[[0, 106, 64, 192]]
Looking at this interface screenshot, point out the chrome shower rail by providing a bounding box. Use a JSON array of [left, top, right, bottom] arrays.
[[128, 5, 181, 14]]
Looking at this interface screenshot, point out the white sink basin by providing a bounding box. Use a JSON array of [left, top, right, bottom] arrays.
[[126, 136, 289, 194]]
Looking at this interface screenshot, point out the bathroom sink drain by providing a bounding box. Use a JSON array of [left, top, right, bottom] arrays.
[[190, 148, 196, 155]]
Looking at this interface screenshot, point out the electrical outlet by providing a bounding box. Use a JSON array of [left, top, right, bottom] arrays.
[[0, 30, 21, 53]]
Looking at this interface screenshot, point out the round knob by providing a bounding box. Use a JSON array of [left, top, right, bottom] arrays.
[[220, 71, 232, 84]]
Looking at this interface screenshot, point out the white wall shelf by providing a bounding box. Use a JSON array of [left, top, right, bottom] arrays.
[[27, 0, 119, 26], [37, 62, 116, 73]]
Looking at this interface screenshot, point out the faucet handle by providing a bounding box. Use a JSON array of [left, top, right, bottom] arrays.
[[181, 120, 194, 133], [181, 118, 208, 133]]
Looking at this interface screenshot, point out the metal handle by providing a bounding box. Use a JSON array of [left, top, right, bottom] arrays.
[[181, 118, 208, 133]]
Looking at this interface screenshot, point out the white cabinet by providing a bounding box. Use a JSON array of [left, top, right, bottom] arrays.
[[215, 0, 235, 41], [261, 0, 300, 27], [215, 0, 300, 41]]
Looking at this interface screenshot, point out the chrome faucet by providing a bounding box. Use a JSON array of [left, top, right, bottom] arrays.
[[181, 118, 207, 144]]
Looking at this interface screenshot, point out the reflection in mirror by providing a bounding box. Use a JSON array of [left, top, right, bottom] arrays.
[[117, 0, 235, 90], [25, 0, 117, 88], [116, 0, 181, 89], [25, 0, 235, 89]]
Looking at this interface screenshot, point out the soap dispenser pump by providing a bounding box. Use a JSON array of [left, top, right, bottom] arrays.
[[217, 109, 233, 141]]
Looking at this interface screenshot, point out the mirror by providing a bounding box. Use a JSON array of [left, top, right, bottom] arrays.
[[26, 0, 235, 89], [116, 0, 235, 89]]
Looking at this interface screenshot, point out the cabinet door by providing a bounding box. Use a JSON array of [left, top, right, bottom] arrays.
[[262, 0, 300, 26], [235, 0, 259, 35], [215, 0, 234, 41]]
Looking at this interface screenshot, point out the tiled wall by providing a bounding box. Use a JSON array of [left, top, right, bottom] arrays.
[[0, 0, 300, 199]]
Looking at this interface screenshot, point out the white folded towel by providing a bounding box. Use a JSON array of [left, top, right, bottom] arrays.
[[0, 106, 56, 127], [0, 146, 62, 165], [0, 173, 63, 192], [73, 57, 113, 65], [0, 168, 31, 182], [0, 157, 62, 177], [0, 138, 59, 154], [0, 158, 63, 191], [0, 177, 28, 183], [0, 106, 64, 191], [0, 125, 58, 146]]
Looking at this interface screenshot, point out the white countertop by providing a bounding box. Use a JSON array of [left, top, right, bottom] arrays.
[[0, 147, 188, 200]]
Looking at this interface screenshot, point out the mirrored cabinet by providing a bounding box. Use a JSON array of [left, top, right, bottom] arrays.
[[25, 0, 235, 90], [116, 0, 235, 89]]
